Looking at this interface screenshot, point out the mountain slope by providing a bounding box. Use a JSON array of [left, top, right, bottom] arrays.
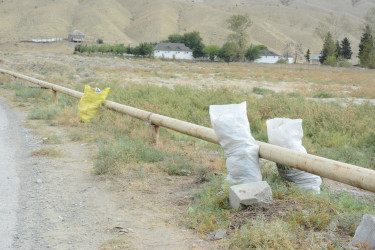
[[0, 0, 374, 55]]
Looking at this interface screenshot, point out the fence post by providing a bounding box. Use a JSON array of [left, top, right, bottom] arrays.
[[149, 124, 159, 145], [52, 89, 58, 104]]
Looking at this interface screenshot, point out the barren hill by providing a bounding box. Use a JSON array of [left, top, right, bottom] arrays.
[[0, 0, 374, 55]]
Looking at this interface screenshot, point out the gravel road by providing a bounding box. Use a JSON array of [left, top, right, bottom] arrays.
[[0, 98, 22, 249]]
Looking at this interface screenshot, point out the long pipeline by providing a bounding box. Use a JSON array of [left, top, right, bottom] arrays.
[[1, 68, 375, 193]]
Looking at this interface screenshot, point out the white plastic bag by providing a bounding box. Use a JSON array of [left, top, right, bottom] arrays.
[[266, 118, 322, 193], [210, 102, 261, 184]]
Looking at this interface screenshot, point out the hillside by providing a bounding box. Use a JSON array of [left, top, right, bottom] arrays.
[[0, 0, 374, 55]]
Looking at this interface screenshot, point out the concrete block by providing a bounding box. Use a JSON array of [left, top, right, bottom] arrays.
[[350, 214, 375, 249], [229, 181, 273, 210]]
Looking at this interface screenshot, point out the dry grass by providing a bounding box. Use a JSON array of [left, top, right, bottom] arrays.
[[30, 147, 62, 158], [100, 237, 135, 250], [352, 82, 375, 99]]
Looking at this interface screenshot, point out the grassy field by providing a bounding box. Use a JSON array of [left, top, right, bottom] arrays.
[[1, 55, 375, 248]]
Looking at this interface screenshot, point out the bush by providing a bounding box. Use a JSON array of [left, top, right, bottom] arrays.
[[253, 87, 274, 95], [339, 59, 351, 68], [97, 38, 103, 44], [323, 56, 337, 67], [313, 91, 334, 98], [276, 59, 287, 64]]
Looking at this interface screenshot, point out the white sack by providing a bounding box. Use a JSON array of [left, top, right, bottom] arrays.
[[266, 118, 322, 193], [210, 102, 261, 184]]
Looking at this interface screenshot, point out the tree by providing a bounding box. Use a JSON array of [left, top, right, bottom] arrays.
[[293, 42, 303, 63], [137, 42, 155, 57], [203, 45, 220, 61], [183, 31, 205, 58], [166, 34, 184, 43], [226, 14, 252, 61], [245, 44, 261, 61], [314, 13, 352, 41], [358, 25, 374, 67], [335, 41, 341, 59], [219, 42, 237, 63], [284, 41, 303, 63], [305, 49, 310, 63], [319, 32, 336, 64], [340, 37, 352, 60]]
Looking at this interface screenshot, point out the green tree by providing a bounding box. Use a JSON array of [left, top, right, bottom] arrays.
[[305, 49, 310, 63], [166, 34, 184, 43], [335, 41, 341, 59], [203, 45, 220, 61], [319, 32, 336, 64], [358, 25, 374, 67], [219, 42, 237, 62], [245, 44, 261, 61], [183, 31, 205, 58], [138, 42, 155, 57], [226, 14, 252, 61], [340, 37, 352, 60]]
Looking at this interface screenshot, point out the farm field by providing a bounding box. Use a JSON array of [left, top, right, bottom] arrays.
[[1, 50, 375, 248]]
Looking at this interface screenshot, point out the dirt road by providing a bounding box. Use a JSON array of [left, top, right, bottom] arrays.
[[0, 98, 22, 249], [0, 96, 212, 249]]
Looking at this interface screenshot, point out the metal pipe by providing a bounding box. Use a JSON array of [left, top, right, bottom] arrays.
[[1, 68, 375, 193]]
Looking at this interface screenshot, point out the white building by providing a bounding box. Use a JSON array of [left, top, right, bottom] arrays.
[[254, 51, 294, 64], [254, 51, 281, 64], [153, 43, 193, 60], [311, 55, 321, 64]]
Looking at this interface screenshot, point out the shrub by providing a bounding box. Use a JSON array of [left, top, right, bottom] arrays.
[[97, 38, 103, 44], [339, 59, 351, 68], [252, 87, 274, 95], [28, 105, 62, 120], [184, 176, 231, 232], [313, 91, 334, 98], [231, 217, 299, 249], [323, 56, 337, 67], [276, 59, 287, 64]]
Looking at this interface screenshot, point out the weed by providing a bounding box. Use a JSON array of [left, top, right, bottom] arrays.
[[30, 147, 62, 158], [43, 135, 62, 144], [159, 153, 192, 176], [69, 131, 85, 141], [15, 86, 43, 99], [28, 105, 63, 120], [252, 87, 274, 95], [184, 175, 231, 232], [231, 217, 299, 249], [313, 91, 334, 98], [287, 92, 303, 98], [195, 167, 210, 183], [100, 237, 135, 250]]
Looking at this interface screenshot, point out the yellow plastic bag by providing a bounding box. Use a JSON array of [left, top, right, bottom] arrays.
[[78, 85, 110, 122]]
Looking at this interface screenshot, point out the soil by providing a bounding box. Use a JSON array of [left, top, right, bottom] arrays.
[[0, 90, 215, 249]]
